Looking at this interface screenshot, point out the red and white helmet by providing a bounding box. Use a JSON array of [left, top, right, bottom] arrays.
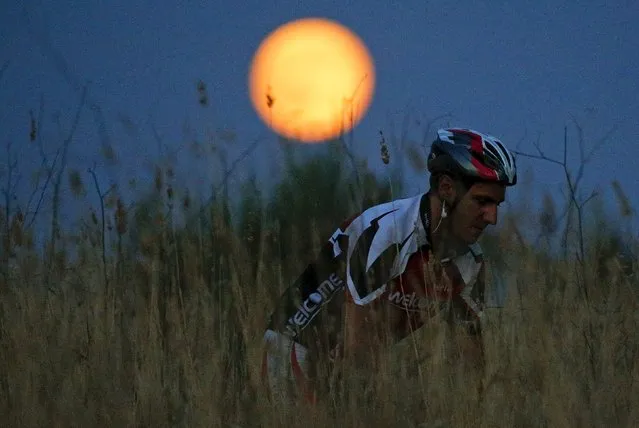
[[427, 128, 517, 186]]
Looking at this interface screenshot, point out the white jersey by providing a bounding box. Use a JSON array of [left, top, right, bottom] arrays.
[[262, 192, 486, 404], [328, 192, 483, 308]]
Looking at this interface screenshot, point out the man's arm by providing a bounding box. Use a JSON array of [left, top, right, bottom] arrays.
[[340, 295, 408, 396], [468, 262, 487, 367], [342, 298, 394, 366], [449, 262, 487, 374]]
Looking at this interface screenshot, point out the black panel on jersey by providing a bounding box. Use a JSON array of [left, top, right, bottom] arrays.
[[266, 242, 346, 346], [347, 209, 398, 300]]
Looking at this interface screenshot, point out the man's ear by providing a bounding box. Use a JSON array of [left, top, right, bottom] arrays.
[[437, 174, 457, 202]]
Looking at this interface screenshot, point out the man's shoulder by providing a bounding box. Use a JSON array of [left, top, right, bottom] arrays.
[[333, 193, 428, 306], [339, 193, 426, 232]]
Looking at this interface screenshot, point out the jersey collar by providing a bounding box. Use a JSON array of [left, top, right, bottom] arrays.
[[419, 191, 433, 246]]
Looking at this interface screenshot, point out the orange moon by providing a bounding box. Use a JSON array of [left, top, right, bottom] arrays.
[[248, 18, 376, 143]]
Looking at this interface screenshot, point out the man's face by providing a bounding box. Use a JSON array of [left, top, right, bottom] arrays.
[[450, 181, 506, 245]]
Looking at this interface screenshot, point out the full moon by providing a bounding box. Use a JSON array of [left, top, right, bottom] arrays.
[[248, 18, 376, 143]]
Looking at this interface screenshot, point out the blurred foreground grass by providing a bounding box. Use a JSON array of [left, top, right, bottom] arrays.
[[0, 141, 637, 428]]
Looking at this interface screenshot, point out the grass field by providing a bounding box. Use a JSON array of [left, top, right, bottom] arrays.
[[0, 140, 637, 427]]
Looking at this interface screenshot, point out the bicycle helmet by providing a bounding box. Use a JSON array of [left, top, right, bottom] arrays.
[[427, 128, 517, 186]]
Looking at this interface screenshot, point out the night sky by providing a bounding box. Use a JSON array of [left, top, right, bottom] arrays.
[[2, 0, 638, 238]]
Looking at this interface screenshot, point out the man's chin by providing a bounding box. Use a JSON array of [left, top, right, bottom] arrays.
[[451, 233, 479, 248], [466, 228, 484, 244], [464, 236, 479, 245]]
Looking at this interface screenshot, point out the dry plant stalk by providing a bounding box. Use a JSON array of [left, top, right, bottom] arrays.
[[0, 106, 635, 427]]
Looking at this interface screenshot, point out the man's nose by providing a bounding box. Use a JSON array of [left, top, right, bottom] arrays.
[[483, 205, 498, 225]]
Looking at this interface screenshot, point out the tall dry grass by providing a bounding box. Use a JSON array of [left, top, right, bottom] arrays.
[[0, 136, 637, 428]]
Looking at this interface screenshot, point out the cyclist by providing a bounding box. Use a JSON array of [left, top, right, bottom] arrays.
[[261, 127, 518, 404]]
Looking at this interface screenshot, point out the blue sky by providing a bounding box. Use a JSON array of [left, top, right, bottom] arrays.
[[1, 0, 638, 240]]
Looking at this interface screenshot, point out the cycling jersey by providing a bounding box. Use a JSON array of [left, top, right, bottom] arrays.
[[261, 192, 485, 403]]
